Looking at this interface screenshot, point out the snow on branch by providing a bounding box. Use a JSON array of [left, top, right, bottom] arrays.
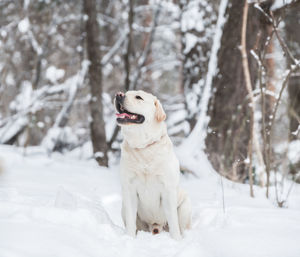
[[0, 72, 82, 144], [182, 0, 229, 151], [101, 31, 128, 66], [42, 60, 90, 153], [0, 116, 28, 144], [271, 0, 297, 11], [54, 60, 90, 128]]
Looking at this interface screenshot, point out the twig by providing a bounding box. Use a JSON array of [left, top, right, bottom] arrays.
[[101, 31, 128, 66], [274, 167, 280, 205], [258, 59, 268, 187], [220, 174, 226, 213], [270, 13, 297, 65], [255, 4, 297, 64], [285, 180, 295, 204]]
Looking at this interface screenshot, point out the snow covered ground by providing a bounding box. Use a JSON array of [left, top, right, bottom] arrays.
[[0, 144, 300, 257]]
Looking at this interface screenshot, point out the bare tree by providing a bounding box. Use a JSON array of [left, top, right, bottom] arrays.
[[84, 0, 108, 166]]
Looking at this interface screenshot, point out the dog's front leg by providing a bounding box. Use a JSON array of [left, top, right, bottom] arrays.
[[162, 188, 181, 240], [122, 185, 138, 237]]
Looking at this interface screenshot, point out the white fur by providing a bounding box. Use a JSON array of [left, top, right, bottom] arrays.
[[117, 90, 191, 240]]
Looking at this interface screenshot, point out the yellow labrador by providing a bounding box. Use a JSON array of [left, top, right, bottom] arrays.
[[115, 90, 191, 240]]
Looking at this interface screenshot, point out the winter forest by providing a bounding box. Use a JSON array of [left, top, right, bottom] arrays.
[[0, 0, 300, 256]]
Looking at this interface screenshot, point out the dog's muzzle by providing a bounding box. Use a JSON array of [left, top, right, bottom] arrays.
[[115, 92, 145, 124]]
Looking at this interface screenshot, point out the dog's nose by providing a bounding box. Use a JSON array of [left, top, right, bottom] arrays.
[[153, 228, 159, 234], [116, 92, 125, 103]]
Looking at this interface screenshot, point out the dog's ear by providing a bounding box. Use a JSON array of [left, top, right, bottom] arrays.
[[154, 99, 166, 122]]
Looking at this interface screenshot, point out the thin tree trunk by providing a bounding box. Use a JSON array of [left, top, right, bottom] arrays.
[[84, 0, 108, 166], [124, 0, 134, 91], [241, 0, 254, 197]]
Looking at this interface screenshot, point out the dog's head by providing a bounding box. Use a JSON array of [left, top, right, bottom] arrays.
[[114, 90, 167, 148], [114, 90, 166, 126]]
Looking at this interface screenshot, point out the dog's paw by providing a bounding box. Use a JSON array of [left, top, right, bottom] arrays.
[[125, 228, 137, 238], [170, 233, 182, 240]]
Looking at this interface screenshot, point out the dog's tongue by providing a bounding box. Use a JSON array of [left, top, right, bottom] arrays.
[[116, 112, 131, 118]]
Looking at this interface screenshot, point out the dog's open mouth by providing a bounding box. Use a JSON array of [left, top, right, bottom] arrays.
[[115, 102, 145, 124]]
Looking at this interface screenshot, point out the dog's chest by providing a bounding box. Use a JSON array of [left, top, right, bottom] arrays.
[[134, 175, 166, 223], [135, 173, 162, 191], [122, 144, 168, 176]]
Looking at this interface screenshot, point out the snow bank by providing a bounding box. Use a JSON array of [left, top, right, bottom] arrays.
[[0, 145, 300, 257]]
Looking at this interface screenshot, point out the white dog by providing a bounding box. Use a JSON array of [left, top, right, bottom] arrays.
[[115, 90, 191, 240]]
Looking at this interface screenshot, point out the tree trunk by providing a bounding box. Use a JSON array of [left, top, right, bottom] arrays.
[[205, 0, 265, 181], [285, 2, 300, 140], [84, 0, 108, 166], [285, 2, 300, 177]]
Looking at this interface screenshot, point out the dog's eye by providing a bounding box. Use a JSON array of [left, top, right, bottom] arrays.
[[135, 95, 143, 100]]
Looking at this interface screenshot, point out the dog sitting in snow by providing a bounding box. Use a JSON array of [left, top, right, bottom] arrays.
[[115, 90, 191, 240]]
